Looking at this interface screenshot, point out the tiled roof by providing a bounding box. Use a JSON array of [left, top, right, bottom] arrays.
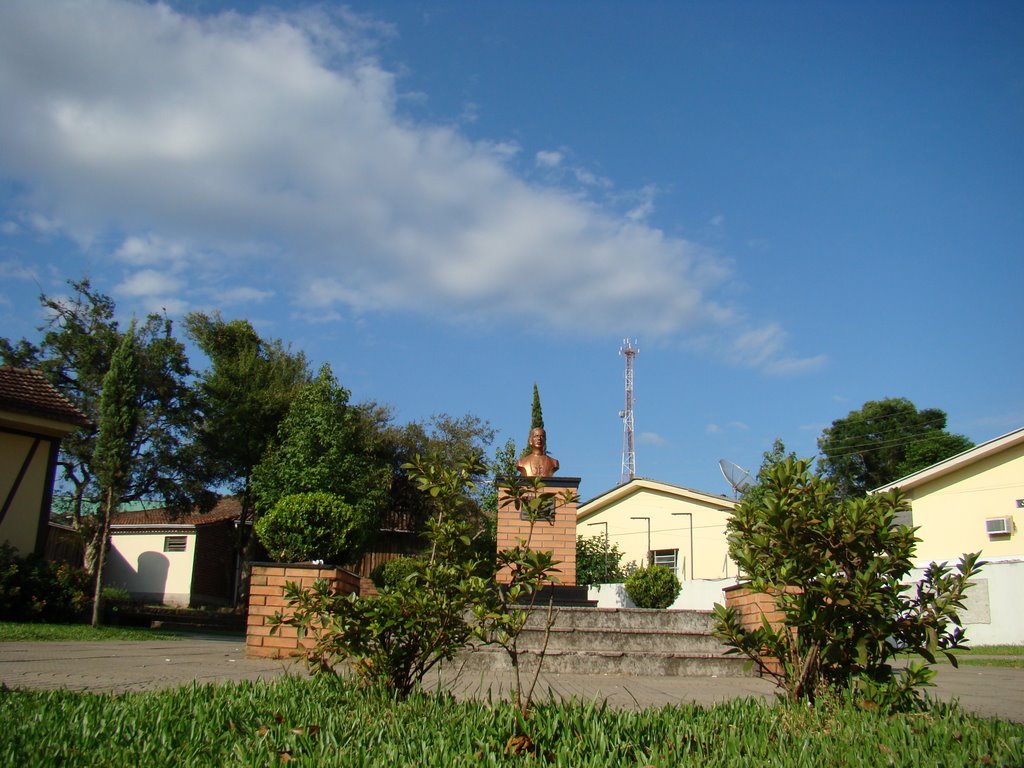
[[0, 366, 91, 428], [111, 496, 242, 527]]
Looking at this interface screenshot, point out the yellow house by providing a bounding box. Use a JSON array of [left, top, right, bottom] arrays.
[[0, 366, 90, 557], [874, 426, 1022, 565], [875, 426, 1023, 644], [576, 478, 738, 581]]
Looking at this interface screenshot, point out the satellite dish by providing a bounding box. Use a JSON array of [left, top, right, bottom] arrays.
[[719, 459, 751, 498]]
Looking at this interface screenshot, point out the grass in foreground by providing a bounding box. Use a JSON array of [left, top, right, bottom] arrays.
[[0, 676, 1021, 767], [0, 621, 183, 642]]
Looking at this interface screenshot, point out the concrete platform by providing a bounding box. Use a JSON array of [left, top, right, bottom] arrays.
[[1, 635, 1020, 723]]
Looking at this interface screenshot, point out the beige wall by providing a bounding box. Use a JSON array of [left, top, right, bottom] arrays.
[[106, 530, 196, 606], [904, 441, 1023, 564], [0, 429, 56, 555], [578, 484, 736, 580]]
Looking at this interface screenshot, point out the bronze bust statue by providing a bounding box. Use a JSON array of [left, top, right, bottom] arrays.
[[517, 427, 559, 477]]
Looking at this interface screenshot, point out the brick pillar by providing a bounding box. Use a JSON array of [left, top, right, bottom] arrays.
[[496, 477, 580, 586], [245, 563, 360, 659], [722, 582, 801, 676]]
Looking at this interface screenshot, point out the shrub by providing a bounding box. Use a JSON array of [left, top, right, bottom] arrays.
[[369, 556, 423, 591], [254, 491, 372, 564], [625, 564, 681, 609], [714, 457, 983, 709], [0, 543, 90, 622], [575, 534, 627, 586]]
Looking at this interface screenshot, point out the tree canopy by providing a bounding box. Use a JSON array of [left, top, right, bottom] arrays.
[[0, 278, 198, 526], [817, 397, 973, 497]]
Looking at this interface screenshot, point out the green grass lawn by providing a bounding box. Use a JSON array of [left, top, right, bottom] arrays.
[[0, 621, 183, 642], [945, 645, 1024, 669], [0, 676, 1020, 767]]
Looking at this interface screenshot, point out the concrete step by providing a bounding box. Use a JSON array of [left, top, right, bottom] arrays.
[[521, 606, 719, 633], [452, 647, 754, 677], [456, 606, 751, 677], [514, 626, 727, 655]]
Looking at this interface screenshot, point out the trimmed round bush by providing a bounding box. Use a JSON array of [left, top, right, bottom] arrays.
[[254, 492, 371, 564], [369, 556, 423, 591], [624, 564, 681, 609]]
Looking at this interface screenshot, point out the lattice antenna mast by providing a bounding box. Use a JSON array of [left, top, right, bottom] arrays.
[[619, 339, 639, 484]]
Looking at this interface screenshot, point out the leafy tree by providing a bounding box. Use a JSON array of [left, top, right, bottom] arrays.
[[0, 279, 198, 562], [251, 364, 390, 542], [576, 534, 627, 586], [817, 398, 974, 497], [184, 312, 309, 508], [530, 383, 544, 430], [714, 457, 983, 709], [90, 323, 141, 626], [740, 438, 797, 509], [625, 565, 681, 609]]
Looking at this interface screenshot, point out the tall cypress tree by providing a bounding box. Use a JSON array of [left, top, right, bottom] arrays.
[[530, 383, 544, 431], [91, 322, 141, 626]]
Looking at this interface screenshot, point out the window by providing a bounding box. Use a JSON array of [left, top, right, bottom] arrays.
[[163, 535, 187, 553], [652, 549, 678, 572]]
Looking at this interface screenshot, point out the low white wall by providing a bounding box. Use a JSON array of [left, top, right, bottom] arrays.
[[588, 559, 1022, 646], [588, 578, 738, 611], [911, 556, 1023, 646]]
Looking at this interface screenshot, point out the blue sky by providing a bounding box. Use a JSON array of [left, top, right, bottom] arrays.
[[1, 1, 1021, 501]]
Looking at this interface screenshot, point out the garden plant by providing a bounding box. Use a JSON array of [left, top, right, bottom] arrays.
[[714, 457, 983, 709], [625, 564, 681, 609]]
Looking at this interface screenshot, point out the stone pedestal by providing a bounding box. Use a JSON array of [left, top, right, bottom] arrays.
[[496, 476, 580, 586]]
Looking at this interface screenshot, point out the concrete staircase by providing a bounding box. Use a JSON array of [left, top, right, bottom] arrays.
[[455, 606, 755, 677]]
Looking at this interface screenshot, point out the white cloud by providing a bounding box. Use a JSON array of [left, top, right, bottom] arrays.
[[535, 150, 563, 168], [729, 323, 826, 376], [638, 431, 667, 446], [0, 260, 36, 280], [1, 221, 20, 235], [706, 424, 720, 434], [0, 0, 818, 373], [220, 286, 274, 305]]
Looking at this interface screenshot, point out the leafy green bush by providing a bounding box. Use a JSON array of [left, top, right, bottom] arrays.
[[0, 544, 90, 622], [624, 564, 681, 609], [369, 556, 422, 591], [576, 534, 627, 585], [714, 457, 983, 709], [254, 492, 372, 564]]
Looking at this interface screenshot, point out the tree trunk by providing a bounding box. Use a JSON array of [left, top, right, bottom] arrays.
[[90, 487, 113, 627]]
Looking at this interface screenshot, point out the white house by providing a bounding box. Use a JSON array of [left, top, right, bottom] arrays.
[[106, 498, 241, 606], [875, 426, 1024, 644]]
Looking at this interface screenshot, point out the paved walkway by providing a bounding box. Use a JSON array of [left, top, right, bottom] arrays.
[[1, 635, 1020, 723]]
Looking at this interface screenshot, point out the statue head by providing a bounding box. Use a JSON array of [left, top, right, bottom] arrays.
[[528, 427, 547, 453]]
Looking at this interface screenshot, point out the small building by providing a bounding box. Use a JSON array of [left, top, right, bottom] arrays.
[[0, 366, 90, 557], [874, 426, 1024, 644], [576, 478, 739, 582], [106, 498, 242, 606]]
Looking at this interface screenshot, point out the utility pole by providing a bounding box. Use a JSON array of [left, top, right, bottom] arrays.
[[619, 339, 639, 485]]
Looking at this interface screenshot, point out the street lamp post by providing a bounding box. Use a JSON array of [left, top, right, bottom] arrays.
[[631, 516, 651, 566], [671, 512, 694, 580]]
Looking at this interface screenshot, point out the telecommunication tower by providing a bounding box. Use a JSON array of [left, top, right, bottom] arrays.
[[619, 339, 639, 484]]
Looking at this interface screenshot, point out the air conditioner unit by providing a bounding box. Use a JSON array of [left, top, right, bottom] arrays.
[[985, 516, 1013, 536]]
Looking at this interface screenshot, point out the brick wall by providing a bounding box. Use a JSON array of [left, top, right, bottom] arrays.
[[723, 583, 800, 676], [496, 478, 580, 586], [245, 563, 360, 659]]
